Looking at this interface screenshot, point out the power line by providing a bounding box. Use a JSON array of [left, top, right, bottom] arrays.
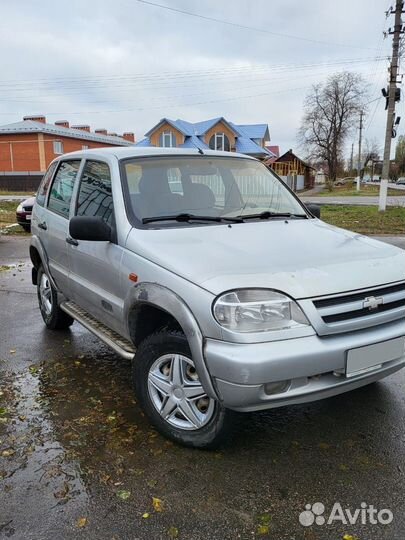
[[0, 57, 386, 92], [134, 0, 381, 51], [0, 84, 315, 116], [1, 62, 386, 106]]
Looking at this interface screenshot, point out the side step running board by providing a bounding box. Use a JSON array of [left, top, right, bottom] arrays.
[[60, 301, 135, 360]]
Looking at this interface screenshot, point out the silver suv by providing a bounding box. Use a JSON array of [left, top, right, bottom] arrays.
[[30, 148, 405, 448]]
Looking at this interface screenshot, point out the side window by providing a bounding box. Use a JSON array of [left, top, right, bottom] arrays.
[[36, 161, 58, 206], [76, 161, 114, 227], [48, 160, 81, 218]]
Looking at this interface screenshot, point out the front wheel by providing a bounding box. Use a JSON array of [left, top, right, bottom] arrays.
[[37, 265, 74, 330], [133, 330, 230, 449]]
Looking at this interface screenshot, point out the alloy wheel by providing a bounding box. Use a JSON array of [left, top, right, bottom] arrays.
[[39, 272, 53, 316]]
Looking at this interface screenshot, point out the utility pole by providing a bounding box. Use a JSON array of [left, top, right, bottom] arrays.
[[350, 142, 354, 173], [356, 111, 364, 191], [380, 0, 404, 210]]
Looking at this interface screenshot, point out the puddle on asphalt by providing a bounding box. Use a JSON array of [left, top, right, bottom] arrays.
[[0, 368, 88, 520]]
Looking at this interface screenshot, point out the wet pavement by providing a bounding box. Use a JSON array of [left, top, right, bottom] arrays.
[[0, 236, 405, 540], [299, 195, 405, 207]]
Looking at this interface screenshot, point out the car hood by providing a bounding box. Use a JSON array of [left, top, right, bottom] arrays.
[[128, 219, 405, 298], [22, 196, 36, 207]]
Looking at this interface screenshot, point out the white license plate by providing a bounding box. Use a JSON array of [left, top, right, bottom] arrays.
[[26, 215, 32, 220], [346, 337, 405, 377]]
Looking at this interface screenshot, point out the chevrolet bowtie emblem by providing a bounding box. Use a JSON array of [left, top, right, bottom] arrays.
[[363, 296, 384, 311]]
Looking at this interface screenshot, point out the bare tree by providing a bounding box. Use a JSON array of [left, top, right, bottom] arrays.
[[361, 138, 380, 179], [298, 72, 367, 186], [395, 134, 405, 175]]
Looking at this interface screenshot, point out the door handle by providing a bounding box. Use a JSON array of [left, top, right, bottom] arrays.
[[38, 221, 47, 230], [66, 236, 79, 246]]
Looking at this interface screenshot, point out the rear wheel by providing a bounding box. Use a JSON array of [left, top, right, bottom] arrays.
[[37, 265, 73, 330], [133, 329, 229, 449]]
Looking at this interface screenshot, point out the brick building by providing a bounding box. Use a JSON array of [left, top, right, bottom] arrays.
[[0, 115, 135, 190]]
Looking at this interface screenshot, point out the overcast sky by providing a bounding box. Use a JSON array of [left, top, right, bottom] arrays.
[[0, 0, 395, 156]]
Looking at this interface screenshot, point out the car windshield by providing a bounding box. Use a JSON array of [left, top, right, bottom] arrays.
[[121, 156, 307, 226]]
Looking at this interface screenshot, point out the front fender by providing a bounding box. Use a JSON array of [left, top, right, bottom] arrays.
[[124, 282, 219, 400]]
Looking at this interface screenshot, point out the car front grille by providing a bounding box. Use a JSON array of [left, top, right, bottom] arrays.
[[303, 282, 405, 335]]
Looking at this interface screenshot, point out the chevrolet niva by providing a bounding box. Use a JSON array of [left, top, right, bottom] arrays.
[[29, 148, 405, 448]]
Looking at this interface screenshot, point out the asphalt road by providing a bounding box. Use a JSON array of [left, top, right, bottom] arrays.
[[1, 236, 405, 540], [300, 195, 405, 207], [0, 195, 28, 201]]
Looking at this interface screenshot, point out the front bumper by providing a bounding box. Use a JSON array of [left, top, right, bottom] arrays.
[[204, 319, 405, 411]]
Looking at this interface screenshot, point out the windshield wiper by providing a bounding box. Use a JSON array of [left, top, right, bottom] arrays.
[[237, 211, 308, 220], [142, 213, 243, 224]]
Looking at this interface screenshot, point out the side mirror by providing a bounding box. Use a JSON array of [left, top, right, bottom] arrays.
[[305, 203, 321, 218], [69, 216, 112, 242]]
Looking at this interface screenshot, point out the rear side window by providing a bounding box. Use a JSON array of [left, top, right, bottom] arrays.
[[36, 161, 57, 206], [48, 160, 81, 218], [76, 161, 114, 226]]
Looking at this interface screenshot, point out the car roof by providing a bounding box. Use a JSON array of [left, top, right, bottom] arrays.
[[55, 146, 257, 161]]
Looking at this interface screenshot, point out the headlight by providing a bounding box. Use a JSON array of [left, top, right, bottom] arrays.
[[213, 289, 310, 333], [16, 203, 23, 212]]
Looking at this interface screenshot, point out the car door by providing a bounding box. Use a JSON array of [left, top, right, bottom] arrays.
[[42, 159, 82, 296], [68, 159, 126, 335]]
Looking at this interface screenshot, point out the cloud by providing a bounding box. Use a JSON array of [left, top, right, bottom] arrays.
[[0, 0, 392, 155]]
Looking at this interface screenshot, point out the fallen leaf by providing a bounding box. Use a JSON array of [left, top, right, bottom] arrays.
[[343, 535, 358, 540], [142, 513, 150, 519], [117, 490, 131, 501], [257, 524, 270, 535], [77, 517, 87, 528], [319, 442, 330, 450], [9, 349, 16, 354], [259, 513, 271, 525], [0, 407, 8, 416], [152, 497, 164, 512], [168, 526, 179, 538], [54, 481, 70, 500], [147, 480, 158, 488], [1, 449, 15, 457]]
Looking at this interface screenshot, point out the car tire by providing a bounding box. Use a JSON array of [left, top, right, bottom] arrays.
[[37, 265, 74, 330], [133, 329, 230, 449], [22, 225, 31, 232]]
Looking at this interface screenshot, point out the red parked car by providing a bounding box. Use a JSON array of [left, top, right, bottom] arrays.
[[16, 196, 35, 232]]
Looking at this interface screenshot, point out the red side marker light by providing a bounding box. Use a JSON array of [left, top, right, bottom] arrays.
[[129, 273, 138, 283]]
